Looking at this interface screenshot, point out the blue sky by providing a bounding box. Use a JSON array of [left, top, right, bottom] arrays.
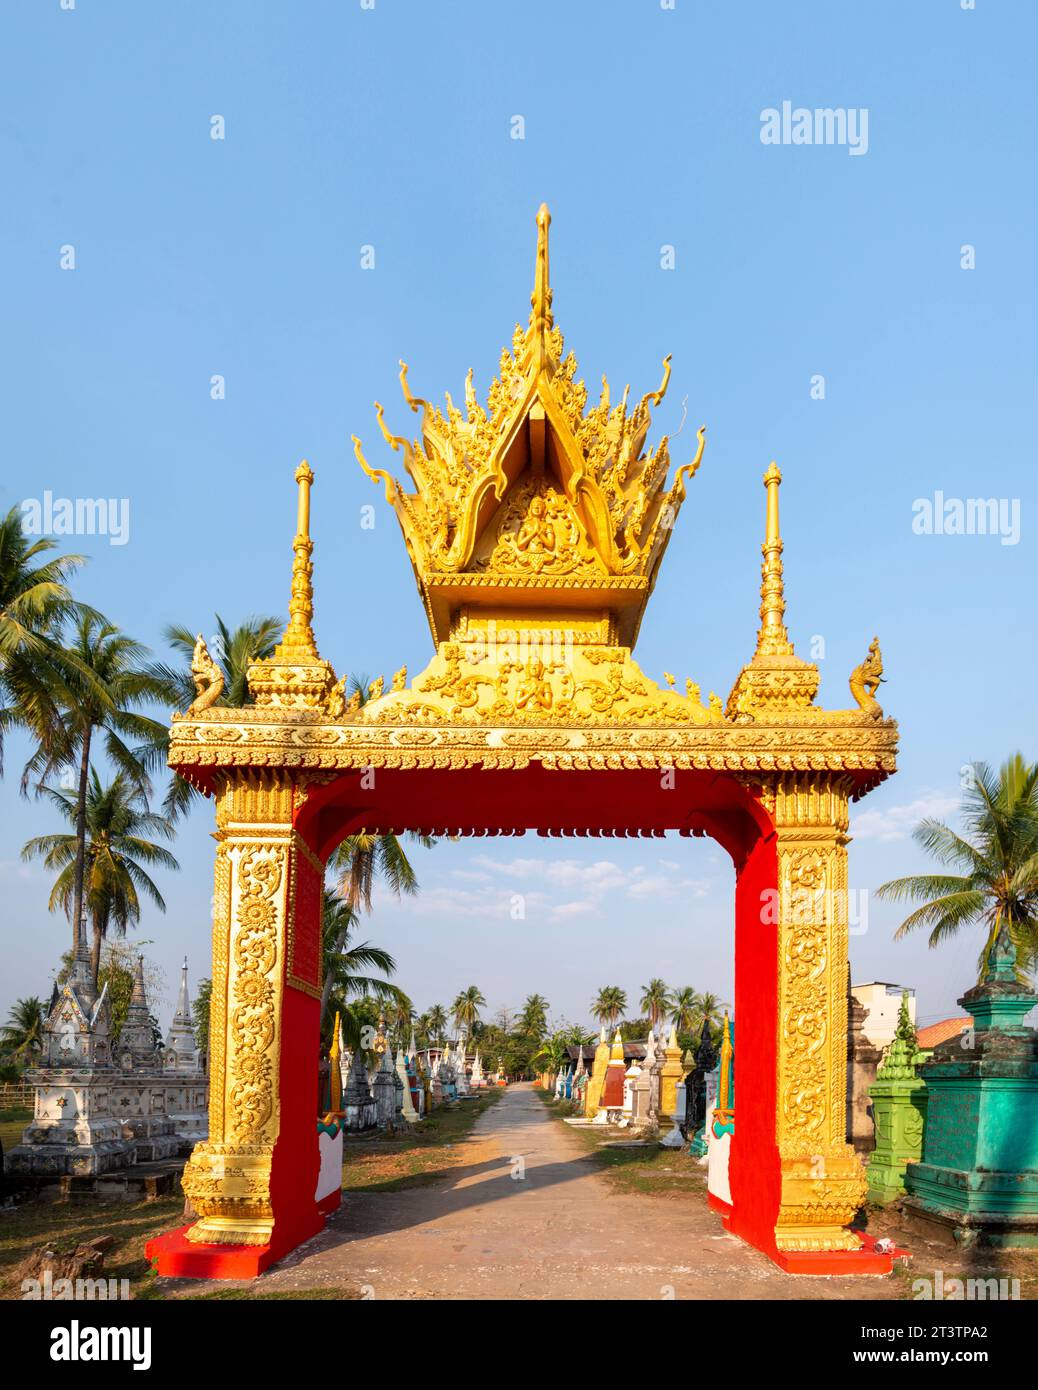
[[1, 0, 1034, 1030]]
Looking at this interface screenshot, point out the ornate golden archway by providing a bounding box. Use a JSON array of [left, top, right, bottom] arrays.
[[148, 206, 897, 1279]]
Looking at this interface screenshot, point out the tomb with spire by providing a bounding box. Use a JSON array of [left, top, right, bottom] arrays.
[[10, 933, 210, 1176]]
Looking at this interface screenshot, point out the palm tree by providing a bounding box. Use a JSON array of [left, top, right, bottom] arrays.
[[671, 986, 701, 1034], [22, 770, 179, 984], [321, 828, 430, 1023], [559, 1022, 597, 1048], [159, 614, 283, 711], [193, 978, 212, 1055], [640, 978, 673, 1029], [532, 1031, 571, 1076], [590, 985, 627, 1030], [426, 1004, 448, 1041], [386, 993, 415, 1041], [519, 993, 549, 1038], [329, 831, 428, 915], [877, 754, 1038, 976], [23, 614, 171, 962], [155, 614, 283, 819], [320, 889, 399, 1024], [0, 506, 90, 783], [694, 991, 725, 1040], [1, 997, 46, 1056], [452, 985, 486, 1037]]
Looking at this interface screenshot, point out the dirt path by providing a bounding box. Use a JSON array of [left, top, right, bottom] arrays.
[[173, 1084, 900, 1301]]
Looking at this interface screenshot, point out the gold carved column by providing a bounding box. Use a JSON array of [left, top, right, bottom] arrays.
[[771, 772, 867, 1253], [183, 770, 304, 1247]]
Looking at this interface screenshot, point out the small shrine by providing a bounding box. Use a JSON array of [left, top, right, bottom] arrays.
[[902, 928, 1038, 1247]]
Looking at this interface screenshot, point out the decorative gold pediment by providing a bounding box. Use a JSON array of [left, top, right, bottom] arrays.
[[353, 204, 705, 648], [474, 477, 604, 579]]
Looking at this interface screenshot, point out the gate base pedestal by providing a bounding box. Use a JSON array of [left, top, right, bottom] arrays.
[[771, 1238, 901, 1276], [146, 1212, 324, 1280], [716, 1207, 905, 1275]]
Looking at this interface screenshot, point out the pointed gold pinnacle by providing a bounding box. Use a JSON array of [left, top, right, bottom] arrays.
[[246, 460, 337, 709], [756, 461, 793, 659]]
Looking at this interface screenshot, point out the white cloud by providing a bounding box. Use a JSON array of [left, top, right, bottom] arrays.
[[550, 900, 597, 921], [467, 853, 713, 909], [852, 792, 961, 843], [0, 860, 37, 882]]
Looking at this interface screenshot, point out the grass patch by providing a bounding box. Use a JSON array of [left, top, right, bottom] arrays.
[[0, 1193, 184, 1302], [0, 1106, 31, 1153], [342, 1089, 503, 1194], [0, 1091, 506, 1300], [535, 1087, 707, 1197]]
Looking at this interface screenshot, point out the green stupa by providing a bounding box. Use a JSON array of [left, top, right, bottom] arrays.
[[902, 925, 1038, 1248], [866, 992, 928, 1204]]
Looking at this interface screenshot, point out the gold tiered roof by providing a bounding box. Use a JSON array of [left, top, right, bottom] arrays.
[[353, 204, 705, 650], [171, 205, 895, 786]]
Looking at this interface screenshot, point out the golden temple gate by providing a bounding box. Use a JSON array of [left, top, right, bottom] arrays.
[[147, 206, 897, 1279]]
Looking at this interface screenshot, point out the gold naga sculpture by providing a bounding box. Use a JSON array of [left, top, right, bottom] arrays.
[[186, 634, 224, 716], [849, 637, 885, 717]]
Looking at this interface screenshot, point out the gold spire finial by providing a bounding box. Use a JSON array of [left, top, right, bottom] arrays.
[[246, 460, 337, 708], [757, 461, 792, 658], [725, 460, 819, 717], [528, 203, 554, 372], [276, 460, 319, 659]]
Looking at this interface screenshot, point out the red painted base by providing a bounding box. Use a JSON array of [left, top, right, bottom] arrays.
[[317, 1189, 341, 1216], [145, 1225, 279, 1279], [146, 1207, 327, 1280], [708, 1192, 732, 1217], [716, 1205, 907, 1275], [772, 1231, 907, 1276]]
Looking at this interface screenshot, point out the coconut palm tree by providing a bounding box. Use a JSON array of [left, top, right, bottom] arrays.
[[426, 1004, 448, 1042], [159, 614, 283, 711], [1, 997, 46, 1056], [694, 991, 725, 1040], [670, 986, 701, 1034], [22, 614, 171, 962], [0, 506, 90, 784], [590, 985, 627, 1030], [452, 985, 486, 1037], [155, 614, 283, 819], [320, 889, 400, 1024], [640, 978, 673, 1029], [386, 993, 415, 1041], [22, 770, 179, 985], [321, 829, 431, 1026], [877, 754, 1038, 976], [532, 1031, 571, 1077], [329, 831, 429, 916], [519, 993, 549, 1038]]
